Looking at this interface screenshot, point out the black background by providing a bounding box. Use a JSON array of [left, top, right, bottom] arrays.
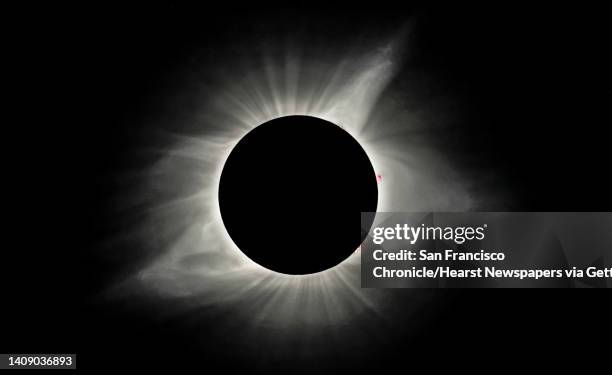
[[5, 2, 611, 373]]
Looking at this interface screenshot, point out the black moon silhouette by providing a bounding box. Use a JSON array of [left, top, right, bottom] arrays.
[[219, 115, 378, 274]]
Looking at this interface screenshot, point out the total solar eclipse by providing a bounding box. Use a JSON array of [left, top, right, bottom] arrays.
[[218, 115, 378, 274]]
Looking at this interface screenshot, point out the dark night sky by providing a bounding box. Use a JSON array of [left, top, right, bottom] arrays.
[[4, 2, 611, 373]]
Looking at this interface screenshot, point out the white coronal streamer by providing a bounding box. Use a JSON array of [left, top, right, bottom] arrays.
[[111, 35, 474, 331]]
